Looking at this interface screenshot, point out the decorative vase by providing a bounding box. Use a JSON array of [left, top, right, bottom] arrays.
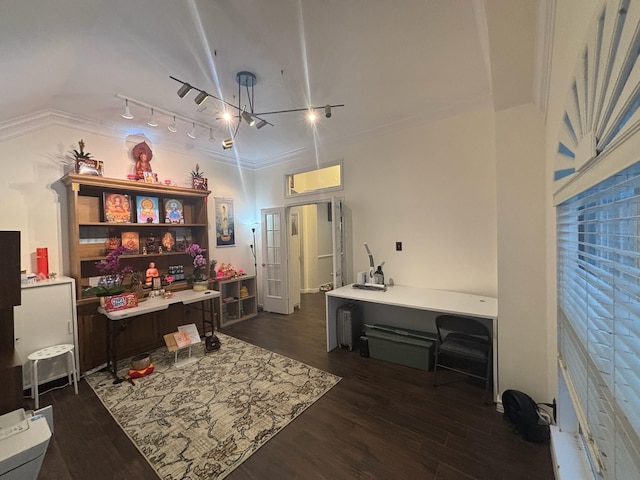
[[192, 280, 209, 292]]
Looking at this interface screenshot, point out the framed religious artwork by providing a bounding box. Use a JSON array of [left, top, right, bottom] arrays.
[[215, 198, 235, 247], [161, 230, 176, 252], [164, 198, 184, 224], [136, 196, 160, 224], [121, 231, 140, 255], [103, 193, 132, 223], [142, 232, 159, 254]]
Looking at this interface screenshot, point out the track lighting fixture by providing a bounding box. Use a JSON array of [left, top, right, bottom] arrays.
[[122, 99, 133, 119], [177, 83, 192, 98], [147, 108, 158, 127], [194, 91, 208, 106], [170, 71, 344, 148], [168, 115, 177, 133], [115, 93, 237, 151]]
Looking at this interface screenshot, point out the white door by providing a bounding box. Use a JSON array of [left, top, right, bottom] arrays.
[[261, 207, 289, 314], [288, 208, 302, 309], [332, 197, 345, 288]]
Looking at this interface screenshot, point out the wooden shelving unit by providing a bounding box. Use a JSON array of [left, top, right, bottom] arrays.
[[61, 174, 212, 373], [212, 275, 257, 327]]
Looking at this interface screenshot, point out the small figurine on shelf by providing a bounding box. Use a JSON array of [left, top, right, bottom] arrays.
[[145, 262, 159, 286]]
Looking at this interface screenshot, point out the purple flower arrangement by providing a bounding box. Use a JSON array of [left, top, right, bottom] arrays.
[[186, 243, 208, 281], [96, 245, 134, 276]]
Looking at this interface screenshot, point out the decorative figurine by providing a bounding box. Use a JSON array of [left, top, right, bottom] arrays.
[[145, 262, 159, 286], [133, 141, 153, 181]]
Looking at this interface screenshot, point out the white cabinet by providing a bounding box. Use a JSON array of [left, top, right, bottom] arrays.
[[14, 276, 78, 389]]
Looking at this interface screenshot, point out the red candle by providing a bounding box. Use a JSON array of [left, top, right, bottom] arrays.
[[36, 247, 49, 277]]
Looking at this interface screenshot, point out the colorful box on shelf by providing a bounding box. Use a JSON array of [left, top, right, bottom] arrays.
[[104, 293, 138, 312]]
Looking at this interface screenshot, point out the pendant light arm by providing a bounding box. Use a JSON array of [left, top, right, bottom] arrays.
[[253, 104, 345, 116]]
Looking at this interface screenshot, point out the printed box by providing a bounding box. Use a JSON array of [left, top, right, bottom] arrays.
[[104, 293, 138, 312]]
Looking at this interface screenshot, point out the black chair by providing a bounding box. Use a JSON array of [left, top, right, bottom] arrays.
[[433, 314, 492, 403]]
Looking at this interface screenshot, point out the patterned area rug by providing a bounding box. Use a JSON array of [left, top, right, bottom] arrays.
[[86, 333, 341, 479]]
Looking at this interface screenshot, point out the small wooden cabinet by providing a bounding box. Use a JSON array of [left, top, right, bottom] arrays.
[[61, 174, 211, 373], [14, 276, 78, 389], [213, 276, 257, 327]]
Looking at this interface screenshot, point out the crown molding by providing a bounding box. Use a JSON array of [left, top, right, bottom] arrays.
[[0, 109, 255, 169], [0, 89, 493, 171]]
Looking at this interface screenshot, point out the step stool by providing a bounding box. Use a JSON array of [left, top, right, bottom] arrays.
[[28, 344, 78, 409]]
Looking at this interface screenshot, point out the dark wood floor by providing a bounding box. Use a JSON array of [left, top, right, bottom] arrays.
[[36, 292, 554, 480]]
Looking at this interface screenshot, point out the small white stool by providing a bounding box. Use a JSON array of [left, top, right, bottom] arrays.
[[28, 344, 78, 409]]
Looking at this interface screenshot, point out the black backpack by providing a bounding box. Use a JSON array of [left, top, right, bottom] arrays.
[[502, 389, 551, 443]]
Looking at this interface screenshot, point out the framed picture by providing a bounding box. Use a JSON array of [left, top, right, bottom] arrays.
[[103, 193, 132, 223], [136, 196, 160, 224], [192, 177, 208, 190], [164, 198, 184, 224], [215, 198, 235, 247], [121, 231, 140, 255], [76, 158, 104, 176], [143, 171, 155, 184], [161, 230, 176, 252], [143, 232, 159, 254], [174, 227, 192, 252]]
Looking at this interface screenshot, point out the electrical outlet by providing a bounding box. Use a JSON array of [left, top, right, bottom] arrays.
[[396, 241, 402, 251]]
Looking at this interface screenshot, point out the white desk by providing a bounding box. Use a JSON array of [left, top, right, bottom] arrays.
[[326, 284, 499, 398], [98, 289, 220, 382]]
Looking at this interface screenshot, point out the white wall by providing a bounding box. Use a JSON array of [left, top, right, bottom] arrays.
[[0, 124, 257, 278], [256, 106, 498, 297], [495, 103, 548, 401]]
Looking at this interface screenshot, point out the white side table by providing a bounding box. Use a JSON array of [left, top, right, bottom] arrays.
[[28, 344, 78, 409]]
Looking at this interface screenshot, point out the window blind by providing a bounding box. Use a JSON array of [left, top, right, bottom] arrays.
[[557, 162, 640, 479]]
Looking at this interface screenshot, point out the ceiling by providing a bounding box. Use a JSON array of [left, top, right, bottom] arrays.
[[1, 0, 497, 169]]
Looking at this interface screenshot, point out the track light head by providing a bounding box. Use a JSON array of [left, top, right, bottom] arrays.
[[194, 91, 208, 106], [147, 108, 158, 127], [168, 115, 177, 133], [222, 138, 234, 149], [187, 122, 196, 139], [242, 111, 256, 127], [122, 99, 133, 119], [256, 119, 268, 129], [324, 104, 332, 118], [307, 110, 317, 122], [177, 83, 192, 98]]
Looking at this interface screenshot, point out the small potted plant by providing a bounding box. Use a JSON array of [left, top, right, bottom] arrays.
[[191, 163, 208, 190], [71, 139, 103, 175], [72, 139, 92, 160]]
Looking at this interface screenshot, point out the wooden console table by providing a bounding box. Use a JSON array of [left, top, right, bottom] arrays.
[[326, 284, 499, 399], [98, 289, 220, 382]]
